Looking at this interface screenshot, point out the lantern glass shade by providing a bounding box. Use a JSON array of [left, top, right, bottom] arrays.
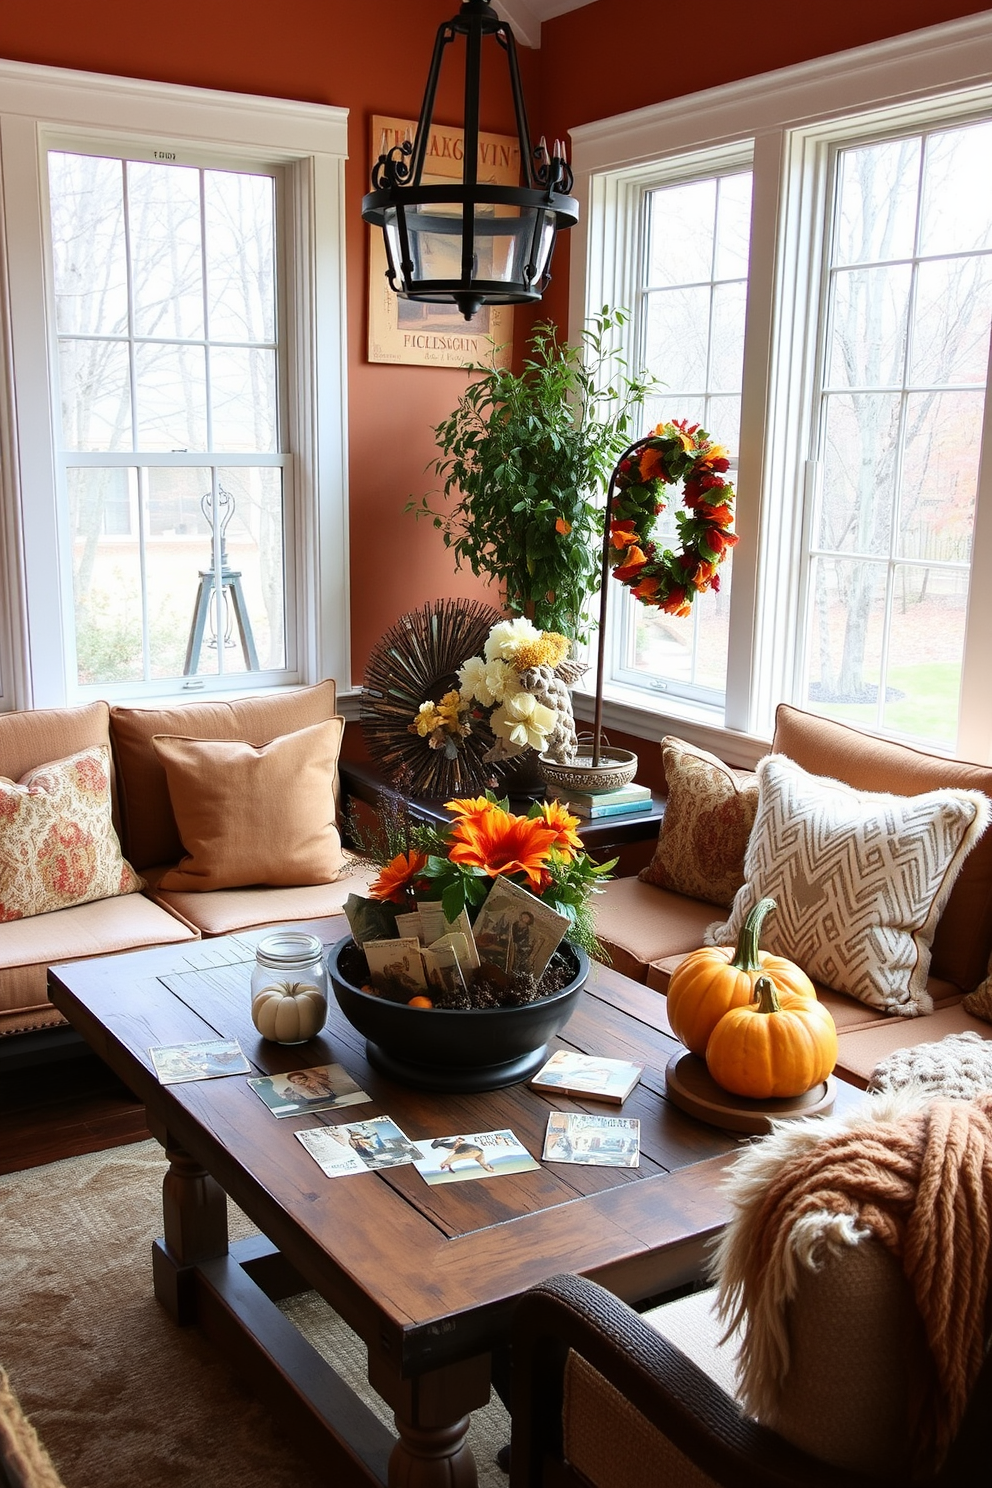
[[377, 196, 563, 317]]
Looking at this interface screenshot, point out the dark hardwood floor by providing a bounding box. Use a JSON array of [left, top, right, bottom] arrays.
[[0, 1050, 151, 1175]]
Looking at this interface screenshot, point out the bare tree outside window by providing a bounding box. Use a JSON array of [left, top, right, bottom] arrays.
[[619, 170, 752, 707], [49, 150, 288, 687], [805, 122, 992, 746]]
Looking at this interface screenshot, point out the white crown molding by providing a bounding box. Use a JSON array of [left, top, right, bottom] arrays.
[[0, 57, 348, 157], [494, 0, 542, 49], [494, 0, 596, 49]]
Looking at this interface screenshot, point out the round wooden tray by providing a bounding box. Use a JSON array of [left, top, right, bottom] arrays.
[[665, 1051, 837, 1135]]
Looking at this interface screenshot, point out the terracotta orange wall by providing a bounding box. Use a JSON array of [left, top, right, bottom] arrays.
[[0, 1, 536, 684]]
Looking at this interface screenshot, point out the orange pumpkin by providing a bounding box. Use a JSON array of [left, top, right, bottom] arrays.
[[667, 898, 817, 1057], [705, 975, 838, 1099]]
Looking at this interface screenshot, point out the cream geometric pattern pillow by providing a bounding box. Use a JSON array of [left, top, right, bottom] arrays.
[[0, 745, 142, 921], [706, 754, 992, 1016]]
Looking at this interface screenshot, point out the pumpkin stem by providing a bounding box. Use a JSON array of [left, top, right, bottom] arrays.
[[730, 897, 777, 972], [752, 974, 782, 1015]]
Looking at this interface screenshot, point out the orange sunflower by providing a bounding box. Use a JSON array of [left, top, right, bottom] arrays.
[[444, 795, 496, 818], [447, 803, 558, 890], [369, 849, 429, 904], [537, 799, 582, 857]]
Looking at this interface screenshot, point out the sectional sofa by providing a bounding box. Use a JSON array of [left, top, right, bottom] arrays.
[[593, 705, 992, 1088], [0, 682, 374, 1044]]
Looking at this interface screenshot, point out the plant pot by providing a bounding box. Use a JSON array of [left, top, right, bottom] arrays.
[[493, 748, 548, 800], [328, 936, 588, 1092], [539, 747, 638, 795]]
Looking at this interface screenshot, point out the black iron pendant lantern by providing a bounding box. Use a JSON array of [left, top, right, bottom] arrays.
[[362, 0, 579, 322]]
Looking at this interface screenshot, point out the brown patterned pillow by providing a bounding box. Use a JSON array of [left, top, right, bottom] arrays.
[[0, 745, 142, 921], [639, 737, 759, 908]]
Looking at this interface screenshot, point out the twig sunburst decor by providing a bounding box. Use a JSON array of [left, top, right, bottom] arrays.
[[361, 599, 506, 799]]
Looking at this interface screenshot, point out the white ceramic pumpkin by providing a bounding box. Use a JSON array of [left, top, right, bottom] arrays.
[[251, 981, 327, 1044]]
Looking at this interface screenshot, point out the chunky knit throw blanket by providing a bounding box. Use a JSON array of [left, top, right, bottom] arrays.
[[711, 1090, 992, 1472]]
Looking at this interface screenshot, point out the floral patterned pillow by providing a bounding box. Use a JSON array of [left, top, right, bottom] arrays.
[[0, 745, 142, 921], [639, 736, 759, 908]]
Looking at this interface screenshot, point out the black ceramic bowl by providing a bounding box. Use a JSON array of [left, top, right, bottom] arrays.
[[327, 936, 589, 1092]]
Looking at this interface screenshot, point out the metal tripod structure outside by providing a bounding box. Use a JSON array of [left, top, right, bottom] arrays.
[[183, 485, 259, 676]]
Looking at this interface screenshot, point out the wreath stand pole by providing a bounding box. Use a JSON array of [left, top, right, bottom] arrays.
[[592, 435, 654, 768]]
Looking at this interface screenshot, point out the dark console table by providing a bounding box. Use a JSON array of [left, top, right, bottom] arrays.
[[338, 758, 665, 862]]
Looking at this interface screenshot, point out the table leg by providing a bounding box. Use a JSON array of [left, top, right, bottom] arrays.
[[153, 1139, 229, 1325], [369, 1354, 491, 1488]]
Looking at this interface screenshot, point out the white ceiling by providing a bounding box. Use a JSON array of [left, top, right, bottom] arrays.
[[495, 0, 596, 48]]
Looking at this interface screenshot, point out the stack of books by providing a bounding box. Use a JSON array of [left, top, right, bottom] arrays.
[[546, 781, 652, 819]]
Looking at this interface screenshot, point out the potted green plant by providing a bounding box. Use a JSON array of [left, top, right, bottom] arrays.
[[408, 307, 655, 643]]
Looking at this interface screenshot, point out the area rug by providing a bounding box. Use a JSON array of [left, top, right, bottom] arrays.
[[0, 1141, 510, 1487]]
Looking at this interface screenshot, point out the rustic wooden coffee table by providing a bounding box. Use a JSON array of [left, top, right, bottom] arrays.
[[47, 921, 826, 1488]]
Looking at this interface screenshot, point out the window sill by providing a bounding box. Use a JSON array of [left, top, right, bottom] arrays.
[[569, 684, 770, 769]]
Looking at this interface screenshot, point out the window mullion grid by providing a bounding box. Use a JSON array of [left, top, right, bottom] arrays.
[[197, 168, 225, 678], [876, 140, 928, 733]]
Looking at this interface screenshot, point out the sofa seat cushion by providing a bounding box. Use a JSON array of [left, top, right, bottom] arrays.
[[143, 859, 377, 937], [0, 894, 198, 1036], [593, 877, 717, 984], [773, 704, 992, 992], [834, 1003, 992, 1089], [110, 681, 340, 870]]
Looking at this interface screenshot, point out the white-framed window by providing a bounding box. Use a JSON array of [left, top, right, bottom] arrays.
[[0, 61, 350, 711], [571, 13, 992, 765]]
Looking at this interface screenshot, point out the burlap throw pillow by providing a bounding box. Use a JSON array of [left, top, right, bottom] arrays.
[[706, 754, 991, 1016], [0, 745, 142, 921], [639, 736, 758, 908], [154, 719, 346, 891]]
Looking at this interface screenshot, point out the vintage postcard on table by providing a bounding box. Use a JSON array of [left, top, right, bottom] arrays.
[[247, 1063, 371, 1118], [148, 1037, 251, 1085], [472, 877, 570, 977], [362, 937, 428, 997], [412, 1129, 541, 1186], [542, 1112, 640, 1168], [530, 1051, 643, 1105], [296, 1116, 425, 1178]]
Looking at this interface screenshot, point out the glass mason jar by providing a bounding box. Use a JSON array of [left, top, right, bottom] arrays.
[[250, 930, 328, 1044]]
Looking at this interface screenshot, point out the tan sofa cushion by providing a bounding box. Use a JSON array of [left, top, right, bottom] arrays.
[[593, 877, 717, 983], [153, 720, 346, 891], [0, 701, 111, 784], [773, 704, 992, 991], [109, 681, 339, 869], [0, 894, 198, 1036], [144, 860, 377, 937]]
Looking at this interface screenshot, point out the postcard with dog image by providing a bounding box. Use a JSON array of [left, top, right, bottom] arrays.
[[412, 1129, 541, 1186]]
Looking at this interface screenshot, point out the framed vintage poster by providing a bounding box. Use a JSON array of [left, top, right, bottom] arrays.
[[367, 115, 516, 369]]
